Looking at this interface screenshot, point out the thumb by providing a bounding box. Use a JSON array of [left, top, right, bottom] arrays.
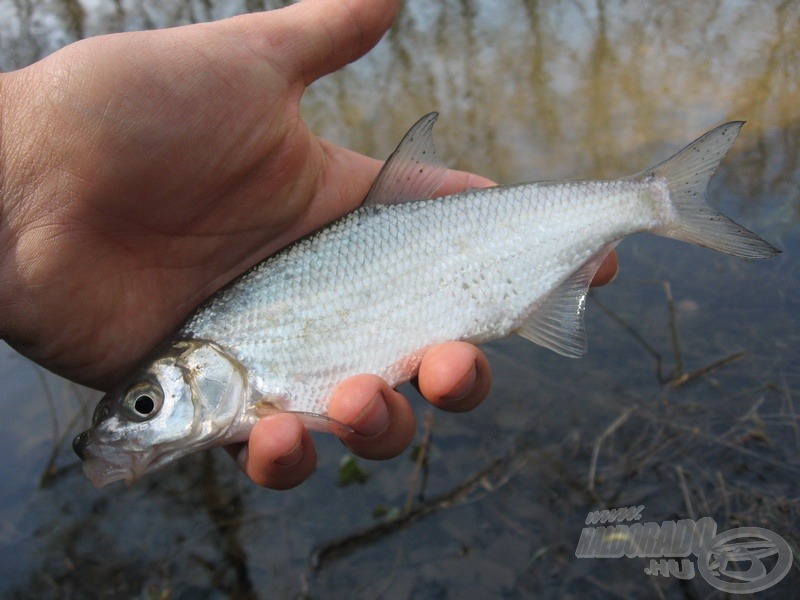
[[226, 0, 400, 86]]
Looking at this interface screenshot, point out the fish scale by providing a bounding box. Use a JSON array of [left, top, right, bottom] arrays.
[[182, 180, 666, 414], [73, 114, 779, 487]]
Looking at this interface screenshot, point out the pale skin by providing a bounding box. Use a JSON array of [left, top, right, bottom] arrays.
[[0, 0, 617, 490]]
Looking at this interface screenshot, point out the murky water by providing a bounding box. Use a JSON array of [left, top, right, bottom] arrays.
[[1, 0, 798, 598]]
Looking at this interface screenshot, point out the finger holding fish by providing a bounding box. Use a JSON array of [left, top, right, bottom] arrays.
[[590, 251, 619, 286], [234, 343, 490, 489], [229, 413, 317, 490], [414, 342, 491, 413]]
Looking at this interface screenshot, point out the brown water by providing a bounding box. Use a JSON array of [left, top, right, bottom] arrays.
[[1, 1, 798, 598]]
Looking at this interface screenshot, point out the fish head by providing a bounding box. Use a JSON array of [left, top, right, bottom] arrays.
[[73, 340, 248, 487]]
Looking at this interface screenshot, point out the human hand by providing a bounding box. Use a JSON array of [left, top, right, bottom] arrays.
[[1, 0, 412, 388], [0, 0, 616, 489]]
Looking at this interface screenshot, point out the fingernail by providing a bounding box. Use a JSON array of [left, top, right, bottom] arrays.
[[273, 438, 304, 467], [352, 392, 390, 437], [442, 361, 477, 402]]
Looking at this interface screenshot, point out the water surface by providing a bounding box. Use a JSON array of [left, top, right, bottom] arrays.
[[1, 1, 798, 598]]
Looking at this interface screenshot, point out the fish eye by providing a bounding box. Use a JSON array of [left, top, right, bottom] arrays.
[[134, 395, 155, 414], [123, 383, 164, 421]]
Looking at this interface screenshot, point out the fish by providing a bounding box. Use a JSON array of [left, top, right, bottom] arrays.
[[73, 113, 779, 487]]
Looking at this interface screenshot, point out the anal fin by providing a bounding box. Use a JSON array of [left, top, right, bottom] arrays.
[[516, 244, 617, 357]]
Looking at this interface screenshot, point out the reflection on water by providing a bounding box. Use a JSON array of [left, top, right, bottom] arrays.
[[1, 0, 798, 597], [305, 1, 800, 184]]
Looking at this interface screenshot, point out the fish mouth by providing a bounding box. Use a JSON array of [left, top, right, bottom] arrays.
[[73, 430, 153, 488], [81, 456, 136, 488]]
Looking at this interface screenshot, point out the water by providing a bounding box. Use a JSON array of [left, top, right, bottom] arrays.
[[1, 0, 798, 597]]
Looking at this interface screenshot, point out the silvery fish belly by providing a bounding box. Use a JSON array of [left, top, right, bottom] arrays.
[[73, 113, 779, 487]]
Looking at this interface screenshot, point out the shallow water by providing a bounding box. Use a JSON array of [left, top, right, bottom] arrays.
[[1, 0, 798, 598]]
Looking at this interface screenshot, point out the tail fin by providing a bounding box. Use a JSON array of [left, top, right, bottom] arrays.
[[642, 122, 779, 259]]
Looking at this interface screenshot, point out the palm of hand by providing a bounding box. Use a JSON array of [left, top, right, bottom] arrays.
[[2, 23, 376, 389]]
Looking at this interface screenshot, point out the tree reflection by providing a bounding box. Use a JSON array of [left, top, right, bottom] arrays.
[[0, 0, 798, 597], [6, 0, 793, 197]]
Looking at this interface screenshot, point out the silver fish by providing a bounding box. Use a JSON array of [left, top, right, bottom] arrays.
[[73, 114, 779, 487]]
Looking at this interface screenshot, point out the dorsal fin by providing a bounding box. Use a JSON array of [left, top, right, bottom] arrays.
[[362, 112, 448, 207], [516, 244, 617, 357]]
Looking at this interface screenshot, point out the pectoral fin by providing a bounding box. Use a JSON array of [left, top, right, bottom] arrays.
[[286, 411, 354, 436], [253, 399, 354, 436]]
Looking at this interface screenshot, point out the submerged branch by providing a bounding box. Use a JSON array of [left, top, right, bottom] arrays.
[[591, 282, 748, 387], [669, 352, 746, 388], [588, 407, 634, 492], [590, 289, 669, 382], [310, 437, 528, 572], [404, 409, 435, 514]]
